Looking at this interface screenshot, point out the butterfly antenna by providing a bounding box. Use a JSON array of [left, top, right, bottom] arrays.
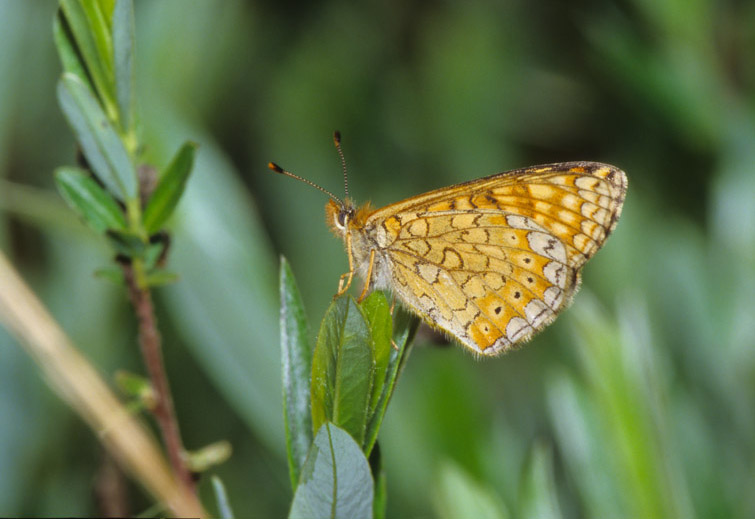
[[268, 162, 344, 206], [333, 131, 349, 200]]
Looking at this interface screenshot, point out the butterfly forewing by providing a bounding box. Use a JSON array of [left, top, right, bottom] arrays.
[[363, 162, 627, 355]]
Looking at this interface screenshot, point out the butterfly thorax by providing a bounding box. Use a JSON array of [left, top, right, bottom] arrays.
[[325, 198, 393, 290]]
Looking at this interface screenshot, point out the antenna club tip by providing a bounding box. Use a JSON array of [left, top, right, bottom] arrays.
[[268, 162, 284, 173], [333, 131, 342, 144]]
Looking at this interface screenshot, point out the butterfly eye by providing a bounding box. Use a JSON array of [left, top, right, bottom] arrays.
[[336, 211, 348, 229]]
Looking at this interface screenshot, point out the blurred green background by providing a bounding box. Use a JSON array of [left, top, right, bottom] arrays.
[[1, 1, 754, 517]]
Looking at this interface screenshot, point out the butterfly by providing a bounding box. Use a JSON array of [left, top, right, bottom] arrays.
[[270, 133, 627, 356]]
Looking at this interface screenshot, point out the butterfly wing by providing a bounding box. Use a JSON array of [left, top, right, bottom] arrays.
[[366, 162, 627, 355]]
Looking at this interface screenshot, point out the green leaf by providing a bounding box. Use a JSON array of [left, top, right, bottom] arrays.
[[185, 440, 232, 473], [553, 296, 691, 519], [311, 296, 374, 447], [369, 443, 387, 519], [111, 0, 135, 133], [79, 0, 114, 71], [54, 166, 127, 233], [433, 461, 509, 519], [360, 291, 392, 417], [58, 0, 117, 118], [94, 266, 125, 285], [53, 12, 90, 89], [105, 228, 145, 257], [142, 241, 165, 270], [144, 269, 179, 287], [156, 128, 282, 455], [518, 441, 563, 519], [280, 257, 314, 490], [363, 305, 418, 455], [114, 370, 156, 412], [289, 423, 374, 519], [57, 73, 137, 200], [142, 142, 197, 233], [211, 475, 236, 519], [114, 370, 153, 401]]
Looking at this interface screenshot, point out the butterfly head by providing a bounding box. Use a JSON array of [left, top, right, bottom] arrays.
[[326, 198, 372, 237], [270, 130, 370, 239]]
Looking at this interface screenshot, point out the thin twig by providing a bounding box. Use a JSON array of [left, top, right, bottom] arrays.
[[0, 251, 205, 516], [95, 452, 130, 517], [122, 262, 196, 495]]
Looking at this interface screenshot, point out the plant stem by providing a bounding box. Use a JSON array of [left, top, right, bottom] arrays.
[[95, 452, 130, 516], [122, 262, 195, 495]]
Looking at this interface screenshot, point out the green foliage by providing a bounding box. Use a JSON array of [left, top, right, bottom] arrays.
[[363, 296, 418, 456], [111, 0, 136, 135], [185, 441, 232, 473], [370, 446, 387, 519], [53, 0, 196, 291], [306, 289, 415, 455], [142, 142, 197, 234], [57, 73, 136, 200], [1, 0, 754, 517], [54, 166, 127, 233], [281, 262, 416, 514], [211, 475, 236, 519], [280, 257, 314, 490], [56, 0, 118, 120], [518, 442, 562, 519], [143, 268, 179, 287], [289, 423, 374, 519], [432, 461, 509, 519], [311, 295, 375, 446], [114, 370, 152, 400], [360, 293, 392, 418]]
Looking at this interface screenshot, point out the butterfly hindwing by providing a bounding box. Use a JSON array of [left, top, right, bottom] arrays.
[[363, 162, 626, 355]]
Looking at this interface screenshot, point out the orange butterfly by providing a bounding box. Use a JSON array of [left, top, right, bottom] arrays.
[[271, 133, 626, 355]]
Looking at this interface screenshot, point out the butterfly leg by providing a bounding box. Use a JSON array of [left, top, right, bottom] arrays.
[[335, 231, 356, 297], [336, 272, 353, 296], [356, 249, 376, 303]]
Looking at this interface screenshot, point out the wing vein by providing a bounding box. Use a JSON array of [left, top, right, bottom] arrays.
[[390, 249, 545, 328], [390, 227, 572, 267]]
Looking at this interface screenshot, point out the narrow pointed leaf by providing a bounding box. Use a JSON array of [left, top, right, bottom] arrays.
[[114, 370, 153, 401], [106, 228, 145, 257], [363, 306, 418, 455], [289, 423, 373, 519], [58, 0, 117, 115], [54, 166, 127, 233], [519, 442, 563, 519], [211, 475, 236, 519], [143, 242, 166, 270], [144, 269, 179, 287], [53, 12, 90, 87], [112, 0, 135, 133], [143, 142, 197, 233], [360, 291, 392, 418], [433, 461, 509, 519], [280, 257, 313, 490], [57, 73, 136, 199], [185, 441, 232, 473], [369, 443, 387, 519], [78, 0, 115, 75], [94, 266, 125, 285], [311, 296, 374, 446]]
